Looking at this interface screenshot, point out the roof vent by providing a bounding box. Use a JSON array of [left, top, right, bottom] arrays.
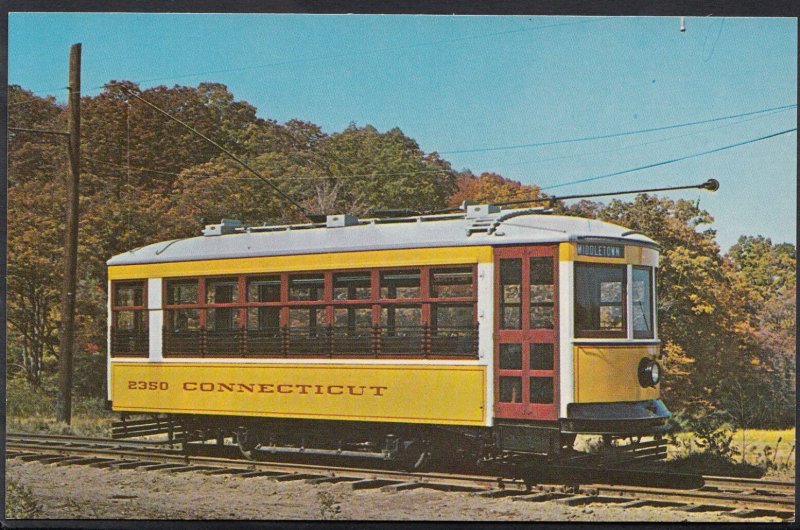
[[326, 214, 358, 228], [465, 204, 500, 219], [203, 218, 242, 236]]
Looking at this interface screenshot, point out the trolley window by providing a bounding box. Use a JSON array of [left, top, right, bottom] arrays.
[[632, 266, 654, 339], [206, 278, 239, 304], [289, 274, 324, 301], [430, 267, 473, 298], [334, 272, 371, 300], [380, 269, 420, 299], [247, 276, 281, 303], [574, 263, 626, 338], [499, 258, 522, 329], [166, 279, 198, 305], [529, 257, 555, 329], [110, 280, 148, 357]]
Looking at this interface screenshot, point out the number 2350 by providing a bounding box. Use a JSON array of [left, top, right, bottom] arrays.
[[128, 381, 168, 390]]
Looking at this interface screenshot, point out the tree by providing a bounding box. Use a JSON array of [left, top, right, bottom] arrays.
[[728, 236, 796, 317], [8, 83, 464, 398], [564, 195, 764, 414], [314, 124, 457, 215], [447, 171, 543, 207], [7, 88, 67, 386]]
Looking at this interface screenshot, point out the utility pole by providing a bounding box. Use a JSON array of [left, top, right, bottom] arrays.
[[56, 43, 81, 424]]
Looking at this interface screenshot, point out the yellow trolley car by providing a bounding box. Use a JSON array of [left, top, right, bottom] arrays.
[[107, 204, 668, 466]]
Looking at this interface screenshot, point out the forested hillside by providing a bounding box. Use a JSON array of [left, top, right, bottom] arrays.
[[7, 82, 795, 427]]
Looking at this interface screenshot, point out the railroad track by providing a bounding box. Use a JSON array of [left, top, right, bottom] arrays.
[[7, 432, 794, 521]]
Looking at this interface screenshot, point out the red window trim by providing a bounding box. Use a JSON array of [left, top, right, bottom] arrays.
[[111, 279, 148, 311], [110, 279, 149, 358], [160, 264, 478, 359]]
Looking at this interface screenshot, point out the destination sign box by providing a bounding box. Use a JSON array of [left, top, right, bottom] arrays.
[[577, 243, 625, 259]]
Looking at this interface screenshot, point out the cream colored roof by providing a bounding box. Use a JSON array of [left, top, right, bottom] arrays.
[[107, 209, 657, 266]]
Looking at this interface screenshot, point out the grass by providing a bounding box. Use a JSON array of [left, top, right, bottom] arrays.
[[7, 414, 113, 438], [668, 428, 795, 479], [575, 428, 796, 480], [6, 376, 114, 438], [672, 428, 795, 460]]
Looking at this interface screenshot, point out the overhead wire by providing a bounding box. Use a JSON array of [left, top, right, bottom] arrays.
[[702, 17, 726, 63], [83, 155, 453, 181], [86, 17, 616, 89], [455, 127, 797, 206], [487, 105, 795, 171], [540, 127, 798, 191], [439, 104, 797, 155], [9, 17, 615, 101], [117, 84, 315, 220]]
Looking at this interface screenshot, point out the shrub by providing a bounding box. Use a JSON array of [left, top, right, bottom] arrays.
[[317, 491, 342, 520], [684, 410, 739, 461], [6, 375, 55, 417], [5, 480, 43, 519]]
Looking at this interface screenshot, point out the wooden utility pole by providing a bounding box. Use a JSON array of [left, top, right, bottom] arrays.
[[56, 43, 81, 424]]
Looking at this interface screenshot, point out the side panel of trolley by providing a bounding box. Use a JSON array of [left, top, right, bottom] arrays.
[[107, 246, 496, 427]]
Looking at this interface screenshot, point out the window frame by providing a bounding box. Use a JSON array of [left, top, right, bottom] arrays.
[[631, 265, 655, 339], [573, 262, 628, 339], [110, 279, 149, 357], [160, 264, 478, 359]]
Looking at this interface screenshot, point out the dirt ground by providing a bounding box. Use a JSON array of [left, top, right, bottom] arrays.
[[5, 458, 789, 522]]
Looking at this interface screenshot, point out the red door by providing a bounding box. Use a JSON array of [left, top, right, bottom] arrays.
[[494, 245, 559, 421]]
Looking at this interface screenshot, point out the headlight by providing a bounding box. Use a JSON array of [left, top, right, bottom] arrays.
[[650, 362, 661, 385], [638, 358, 661, 387]]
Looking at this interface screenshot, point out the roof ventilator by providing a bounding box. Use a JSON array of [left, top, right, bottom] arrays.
[[486, 208, 553, 235], [465, 204, 500, 236], [203, 218, 242, 236], [326, 214, 359, 228], [465, 203, 500, 219]]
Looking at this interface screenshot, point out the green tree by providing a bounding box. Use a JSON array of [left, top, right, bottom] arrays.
[[314, 124, 457, 214], [728, 235, 796, 316]]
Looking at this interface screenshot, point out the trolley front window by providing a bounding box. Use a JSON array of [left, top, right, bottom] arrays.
[[632, 266, 654, 339], [574, 263, 626, 338]]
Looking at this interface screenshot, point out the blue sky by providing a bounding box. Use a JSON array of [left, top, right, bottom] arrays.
[[8, 14, 797, 251]]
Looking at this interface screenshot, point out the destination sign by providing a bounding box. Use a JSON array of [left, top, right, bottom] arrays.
[[577, 243, 625, 259]]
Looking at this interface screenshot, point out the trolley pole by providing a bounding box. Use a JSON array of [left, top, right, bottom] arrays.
[[56, 43, 81, 424]]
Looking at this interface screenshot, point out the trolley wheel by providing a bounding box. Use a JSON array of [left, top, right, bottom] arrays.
[[236, 428, 259, 460], [560, 433, 577, 450], [400, 441, 431, 472]]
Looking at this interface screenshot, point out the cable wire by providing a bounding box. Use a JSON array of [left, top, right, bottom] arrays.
[[541, 127, 797, 191], [83, 155, 452, 181], [88, 17, 616, 89], [439, 104, 797, 155], [488, 105, 794, 171], [117, 84, 315, 220]]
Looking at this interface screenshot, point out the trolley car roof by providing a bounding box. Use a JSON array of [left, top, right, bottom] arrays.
[[107, 208, 657, 266]]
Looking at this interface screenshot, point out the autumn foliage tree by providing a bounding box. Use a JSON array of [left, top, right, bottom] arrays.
[[563, 195, 795, 426], [8, 87, 68, 385], [7, 81, 795, 428], [448, 171, 543, 207], [7, 82, 458, 397]]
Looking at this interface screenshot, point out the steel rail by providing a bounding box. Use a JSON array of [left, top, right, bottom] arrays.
[[7, 433, 794, 518]]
